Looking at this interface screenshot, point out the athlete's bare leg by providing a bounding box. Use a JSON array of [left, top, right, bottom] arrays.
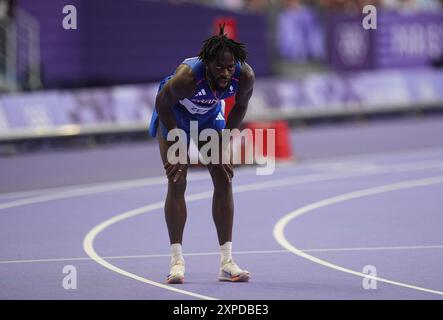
[[157, 127, 188, 245], [208, 164, 234, 245], [199, 136, 234, 246]]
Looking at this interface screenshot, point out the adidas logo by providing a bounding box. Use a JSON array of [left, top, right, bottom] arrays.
[[196, 89, 207, 97], [216, 112, 225, 121]]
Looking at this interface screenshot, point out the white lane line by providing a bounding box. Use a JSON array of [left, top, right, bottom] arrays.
[[83, 203, 217, 300], [0, 163, 292, 201], [2, 144, 443, 204], [0, 173, 360, 211], [83, 168, 443, 300], [311, 159, 443, 173], [0, 169, 250, 200], [306, 145, 443, 165], [302, 244, 443, 253], [0, 166, 265, 205], [83, 173, 357, 301], [2, 158, 441, 212], [3, 245, 443, 265], [0, 172, 210, 211], [273, 175, 443, 297], [0, 164, 301, 210]]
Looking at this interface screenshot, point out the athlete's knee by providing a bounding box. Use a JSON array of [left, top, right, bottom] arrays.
[[167, 171, 187, 192], [209, 164, 232, 186]]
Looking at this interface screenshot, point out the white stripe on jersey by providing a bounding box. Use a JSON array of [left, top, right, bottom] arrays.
[[179, 98, 218, 115]]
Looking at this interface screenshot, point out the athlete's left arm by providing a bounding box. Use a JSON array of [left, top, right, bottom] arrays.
[[225, 63, 255, 130]]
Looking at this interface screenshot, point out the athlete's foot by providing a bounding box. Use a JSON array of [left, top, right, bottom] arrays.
[[218, 259, 250, 282], [166, 259, 185, 284]]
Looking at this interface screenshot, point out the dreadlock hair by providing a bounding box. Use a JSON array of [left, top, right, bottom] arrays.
[[198, 24, 247, 64]]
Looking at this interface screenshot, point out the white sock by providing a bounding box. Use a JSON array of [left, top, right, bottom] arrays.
[[171, 243, 184, 265], [220, 241, 233, 265]]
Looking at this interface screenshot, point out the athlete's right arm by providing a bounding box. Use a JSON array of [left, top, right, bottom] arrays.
[[155, 65, 196, 131], [155, 65, 196, 183]]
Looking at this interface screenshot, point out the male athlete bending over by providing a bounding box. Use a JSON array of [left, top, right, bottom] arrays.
[[149, 25, 255, 284]]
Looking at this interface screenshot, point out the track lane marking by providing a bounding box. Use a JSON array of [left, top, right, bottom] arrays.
[[273, 175, 443, 297]]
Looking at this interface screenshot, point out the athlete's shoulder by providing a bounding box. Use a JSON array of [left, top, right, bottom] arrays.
[[182, 56, 202, 66], [166, 63, 196, 99], [174, 63, 195, 81], [181, 57, 205, 75], [240, 62, 254, 78], [238, 62, 255, 88]]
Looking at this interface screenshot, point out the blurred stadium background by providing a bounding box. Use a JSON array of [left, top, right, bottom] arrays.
[[0, 0, 443, 188]]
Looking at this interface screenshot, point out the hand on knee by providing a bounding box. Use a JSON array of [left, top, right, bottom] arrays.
[[209, 164, 234, 184], [164, 162, 187, 183]]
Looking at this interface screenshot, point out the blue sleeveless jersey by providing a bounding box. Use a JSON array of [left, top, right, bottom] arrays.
[[149, 57, 241, 140], [178, 57, 241, 115]]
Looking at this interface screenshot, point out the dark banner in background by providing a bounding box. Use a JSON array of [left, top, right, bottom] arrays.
[[18, 0, 270, 89]]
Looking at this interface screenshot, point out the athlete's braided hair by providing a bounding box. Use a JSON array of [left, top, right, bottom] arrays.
[[198, 24, 247, 64]]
